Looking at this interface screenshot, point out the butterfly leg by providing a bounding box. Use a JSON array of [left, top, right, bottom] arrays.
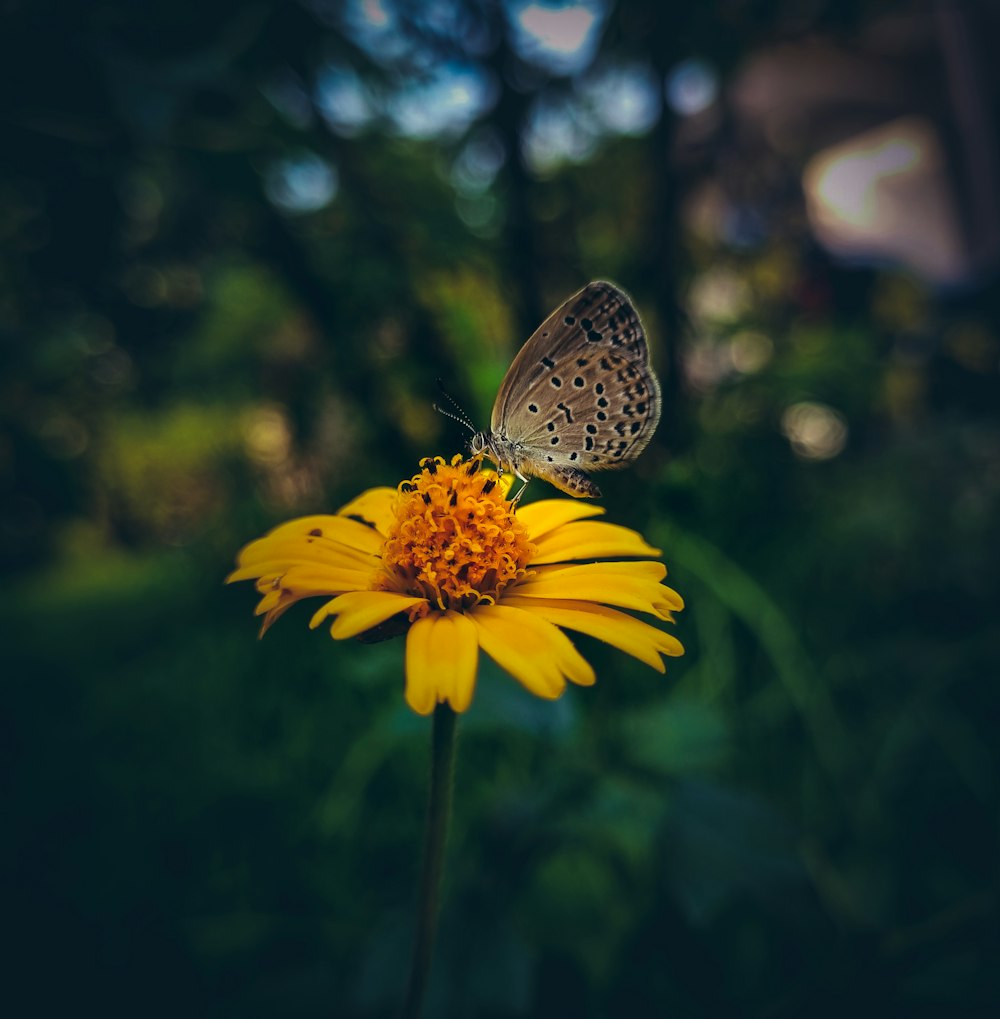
[[510, 477, 531, 506], [504, 462, 533, 506]]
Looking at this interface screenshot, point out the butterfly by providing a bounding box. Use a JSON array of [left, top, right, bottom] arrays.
[[461, 280, 661, 500]]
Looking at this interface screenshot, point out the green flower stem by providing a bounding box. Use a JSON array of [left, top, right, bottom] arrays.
[[401, 703, 458, 1019]]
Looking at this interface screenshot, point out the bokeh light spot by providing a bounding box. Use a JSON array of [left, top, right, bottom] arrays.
[[388, 64, 495, 139], [265, 153, 339, 214], [686, 267, 749, 325], [812, 138, 920, 228], [781, 402, 848, 460], [451, 128, 506, 194], [729, 330, 774, 374], [522, 95, 598, 173], [316, 66, 375, 136], [666, 58, 718, 116], [361, 0, 389, 27], [580, 62, 660, 136], [244, 406, 292, 467], [803, 117, 968, 286]]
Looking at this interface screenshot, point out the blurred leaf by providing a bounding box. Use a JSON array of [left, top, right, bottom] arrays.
[[619, 697, 729, 776]]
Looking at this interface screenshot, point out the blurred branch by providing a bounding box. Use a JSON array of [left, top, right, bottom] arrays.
[[483, 0, 544, 336], [640, 5, 690, 452], [935, 0, 1000, 276]]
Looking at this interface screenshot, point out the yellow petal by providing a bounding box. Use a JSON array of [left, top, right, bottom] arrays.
[[515, 563, 683, 619], [236, 516, 384, 562], [324, 591, 428, 640], [530, 521, 662, 565], [226, 558, 375, 586], [282, 563, 373, 585], [337, 487, 398, 534], [501, 596, 684, 671], [531, 561, 667, 582], [309, 599, 338, 629], [518, 499, 604, 541], [470, 604, 595, 700], [405, 611, 479, 715], [256, 566, 374, 596], [253, 589, 282, 614], [441, 612, 480, 712], [231, 535, 379, 573], [256, 513, 344, 537]]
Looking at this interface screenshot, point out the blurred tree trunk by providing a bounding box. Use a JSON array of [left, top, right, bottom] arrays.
[[485, 0, 544, 339], [639, 5, 689, 453]]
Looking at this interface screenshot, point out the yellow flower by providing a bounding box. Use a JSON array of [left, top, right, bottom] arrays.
[[228, 455, 684, 715]]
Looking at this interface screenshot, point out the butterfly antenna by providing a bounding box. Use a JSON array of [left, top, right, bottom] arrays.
[[433, 379, 477, 434]]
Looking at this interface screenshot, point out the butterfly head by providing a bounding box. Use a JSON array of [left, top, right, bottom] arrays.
[[469, 430, 522, 481], [469, 430, 490, 458], [469, 429, 530, 501], [469, 429, 514, 477]]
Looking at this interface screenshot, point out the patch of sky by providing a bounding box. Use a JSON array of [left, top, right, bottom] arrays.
[[507, 0, 608, 77], [578, 62, 661, 136], [338, 0, 412, 64], [387, 62, 497, 140], [521, 92, 599, 174], [316, 65, 376, 136]]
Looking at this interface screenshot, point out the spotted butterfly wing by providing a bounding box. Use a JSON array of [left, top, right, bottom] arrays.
[[486, 281, 661, 498]]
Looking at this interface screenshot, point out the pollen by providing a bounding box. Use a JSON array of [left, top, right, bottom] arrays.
[[377, 455, 535, 611]]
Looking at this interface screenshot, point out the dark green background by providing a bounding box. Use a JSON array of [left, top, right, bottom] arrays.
[[3, 1, 999, 1015]]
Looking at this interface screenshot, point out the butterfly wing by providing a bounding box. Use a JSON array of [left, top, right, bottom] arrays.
[[491, 281, 661, 473]]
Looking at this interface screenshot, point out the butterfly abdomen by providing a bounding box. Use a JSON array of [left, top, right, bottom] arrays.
[[545, 466, 601, 498]]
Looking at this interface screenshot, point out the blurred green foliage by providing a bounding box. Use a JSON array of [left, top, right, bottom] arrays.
[[2, 0, 999, 1016]]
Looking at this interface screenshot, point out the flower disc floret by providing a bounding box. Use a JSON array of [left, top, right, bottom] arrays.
[[378, 456, 535, 610]]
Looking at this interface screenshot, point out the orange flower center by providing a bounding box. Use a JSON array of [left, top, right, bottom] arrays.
[[377, 455, 535, 611]]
